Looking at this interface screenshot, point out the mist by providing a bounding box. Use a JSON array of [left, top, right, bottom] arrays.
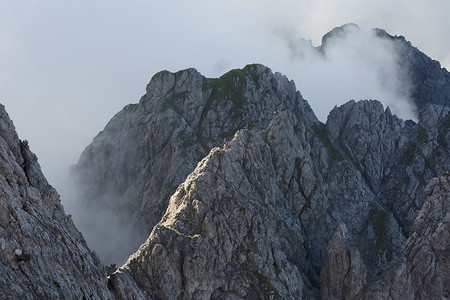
[[61, 179, 148, 265], [1, 1, 448, 263], [274, 24, 417, 121]]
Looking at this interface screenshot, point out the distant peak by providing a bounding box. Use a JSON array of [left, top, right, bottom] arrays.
[[321, 23, 360, 46]]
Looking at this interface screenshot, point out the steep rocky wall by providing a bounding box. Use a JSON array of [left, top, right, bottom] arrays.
[[0, 105, 114, 299], [109, 100, 449, 298]]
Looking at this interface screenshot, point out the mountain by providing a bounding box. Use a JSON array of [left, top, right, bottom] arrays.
[[1, 25, 449, 299]]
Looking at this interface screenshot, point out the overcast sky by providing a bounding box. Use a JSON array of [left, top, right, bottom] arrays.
[[1, 0, 449, 192]]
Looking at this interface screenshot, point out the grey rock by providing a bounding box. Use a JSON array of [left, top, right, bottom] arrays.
[[110, 111, 321, 299], [2, 25, 449, 300], [109, 97, 448, 298], [71, 26, 450, 269], [0, 105, 114, 299]]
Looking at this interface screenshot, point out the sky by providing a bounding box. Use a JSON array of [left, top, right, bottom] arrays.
[[1, 0, 449, 196]]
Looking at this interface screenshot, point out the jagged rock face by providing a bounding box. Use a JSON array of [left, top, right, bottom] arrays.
[[111, 112, 325, 299], [402, 172, 450, 298], [326, 101, 449, 235], [0, 105, 113, 299], [320, 224, 367, 300], [2, 66, 448, 299], [320, 171, 450, 299]]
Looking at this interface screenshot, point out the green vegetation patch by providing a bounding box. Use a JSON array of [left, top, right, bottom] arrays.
[[16, 253, 31, 262], [210, 68, 248, 109], [443, 115, 450, 128], [219, 128, 242, 140], [178, 129, 198, 148], [414, 171, 427, 186], [402, 144, 419, 166], [161, 91, 189, 113]]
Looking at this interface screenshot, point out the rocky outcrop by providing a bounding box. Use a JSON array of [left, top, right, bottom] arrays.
[[320, 224, 367, 300], [326, 101, 449, 235], [402, 172, 450, 298], [69, 60, 448, 299], [0, 105, 113, 299], [1, 66, 448, 299], [320, 171, 450, 299], [110, 111, 324, 299]]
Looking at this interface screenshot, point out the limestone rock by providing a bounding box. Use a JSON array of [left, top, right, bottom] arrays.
[[70, 26, 450, 268], [320, 224, 366, 300], [402, 171, 450, 299]]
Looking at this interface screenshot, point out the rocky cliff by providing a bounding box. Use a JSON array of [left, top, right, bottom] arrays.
[[0, 105, 114, 299], [374, 28, 450, 110]]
